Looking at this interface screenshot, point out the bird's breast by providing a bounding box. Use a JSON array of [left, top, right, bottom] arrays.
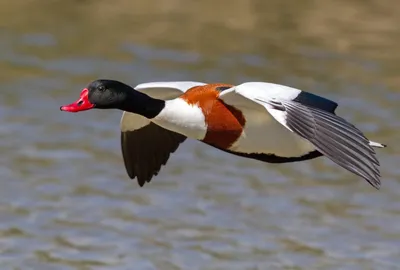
[[152, 98, 208, 140], [153, 84, 247, 149], [180, 84, 246, 149], [200, 99, 246, 149]]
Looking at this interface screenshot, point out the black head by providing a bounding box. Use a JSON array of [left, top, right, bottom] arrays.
[[87, 79, 134, 109], [60, 79, 165, 118]]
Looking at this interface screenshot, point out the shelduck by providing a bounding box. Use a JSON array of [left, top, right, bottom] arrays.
[[60, 80, 386, 189]]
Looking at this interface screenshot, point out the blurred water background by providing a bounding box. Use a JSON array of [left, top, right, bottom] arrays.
[[0, 1, 399, 269]]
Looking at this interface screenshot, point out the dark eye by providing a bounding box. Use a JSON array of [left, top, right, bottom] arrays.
[[98, 86, 105, 92]]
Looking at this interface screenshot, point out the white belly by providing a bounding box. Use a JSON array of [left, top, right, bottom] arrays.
[[229, 107, 315, 157]]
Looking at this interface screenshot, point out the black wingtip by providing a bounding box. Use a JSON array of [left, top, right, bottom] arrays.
[[372, 183, 381, 190], [137, 179, 145, 187], [367, 179, 381, 190]]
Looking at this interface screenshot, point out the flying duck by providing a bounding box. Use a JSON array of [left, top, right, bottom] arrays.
[[60, 80, 386, 189]]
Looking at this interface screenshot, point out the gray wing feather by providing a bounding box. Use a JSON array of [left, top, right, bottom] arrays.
[[121, 123, 186, 187], [279, 100, 381, 189]]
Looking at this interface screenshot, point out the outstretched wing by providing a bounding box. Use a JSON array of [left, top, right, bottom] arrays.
[[273, 99, 380, 188], [219, 82, 338, 113], [121, 81, 205, 186], [121, 123, 186, 186], [219, 82, 381, 189]]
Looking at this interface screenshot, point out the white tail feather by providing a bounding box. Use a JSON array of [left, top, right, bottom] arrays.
[[369, 141, 386, 148]]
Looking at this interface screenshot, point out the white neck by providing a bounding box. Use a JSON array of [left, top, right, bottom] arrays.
[[152, 98, 207, 140]]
